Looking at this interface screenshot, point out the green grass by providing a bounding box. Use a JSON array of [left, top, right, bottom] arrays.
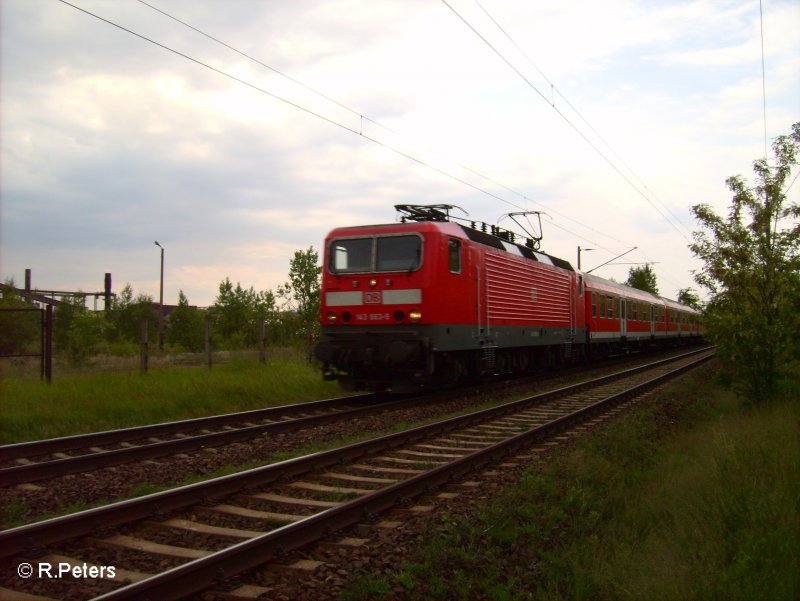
[[343, 369, 800, 600], [580, 398, 800, 601], [0, 358, 341, 443]]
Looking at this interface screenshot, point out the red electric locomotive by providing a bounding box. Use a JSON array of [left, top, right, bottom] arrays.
[[315, 205, 703, 391], [315, 204, 583, 390]]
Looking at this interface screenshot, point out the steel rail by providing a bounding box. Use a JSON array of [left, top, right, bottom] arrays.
[[0, 393, 374, 460], [91, 350, 714, 601], [1, 345, 711, 487], [0, 394, 398, 486], [0, 348, 711, 560], [0, 344, 709, 462]]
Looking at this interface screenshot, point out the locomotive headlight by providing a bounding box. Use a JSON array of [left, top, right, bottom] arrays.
[[326, 310, 338, 322], [369, 278, 378, 287], [409, 310, 422, 322]]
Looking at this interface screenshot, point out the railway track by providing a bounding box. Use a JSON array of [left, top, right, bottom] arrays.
[[0, 348, 713, 601], [0, 346, 702, 488], [0, 393, 402, 487]]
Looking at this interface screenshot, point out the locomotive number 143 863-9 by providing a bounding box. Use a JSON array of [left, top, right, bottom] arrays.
[[355, 312, 391, 321]]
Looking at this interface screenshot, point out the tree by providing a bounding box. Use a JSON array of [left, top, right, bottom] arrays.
[[166, 290, 205, 352], [690, 121, 800, 402], [106, 284, 157, 345], [277, 247, 321, 361], [212, 278, 275, 348], [0, 279, 38, 355], [625, 264, 659, 295], [51, 294, 106, 363], [53, 295, 85, 351], [63, 310, 105, 364], [676, 288, 703, 310]]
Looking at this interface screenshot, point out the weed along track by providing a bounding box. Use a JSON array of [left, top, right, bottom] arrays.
[[0, 349, 712, 600]]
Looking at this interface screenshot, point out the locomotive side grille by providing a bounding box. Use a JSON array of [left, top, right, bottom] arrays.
[[485, 252, 571, 324]]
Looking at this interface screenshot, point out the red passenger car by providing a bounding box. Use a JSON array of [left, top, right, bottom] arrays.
[[583, 273, 703, 354]]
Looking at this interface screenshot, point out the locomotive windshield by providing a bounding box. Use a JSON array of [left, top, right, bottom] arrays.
[[331, 238, 372, 273], [330, 235, 422, 274]]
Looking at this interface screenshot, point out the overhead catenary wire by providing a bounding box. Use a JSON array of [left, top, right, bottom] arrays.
[[62, 0, 643, 257], [785, 170, 799, 194], [58, 1, 581, 242], [445, 0, 697, 292], [135, 0, 395, 136], [84, 3, 519, 196], [58, 0, 681, 282], [441, 0, 692, 245], [134, 0, 637, 252], [472, 0, 693, 238], [55, 1, 361, 138]]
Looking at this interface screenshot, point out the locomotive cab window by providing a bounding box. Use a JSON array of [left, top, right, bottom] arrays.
[[330, 235, 422, 274], [448, 239, 461, 274], [331, 238, 372, 273], [376, 235, 421, 271]]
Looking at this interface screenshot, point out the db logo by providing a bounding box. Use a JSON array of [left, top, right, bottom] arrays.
[[364, 291, 382, 304]]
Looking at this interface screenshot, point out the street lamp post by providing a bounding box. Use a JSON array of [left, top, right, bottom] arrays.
[[154, 241, 164, 351]]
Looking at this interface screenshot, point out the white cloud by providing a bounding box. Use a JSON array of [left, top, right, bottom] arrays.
[[1, 0, 798, 305]]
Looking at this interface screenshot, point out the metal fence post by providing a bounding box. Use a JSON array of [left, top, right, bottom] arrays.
[[44, 305, 53, 383], [140, 317, 149, 373], [205, 315, 213, 369], [259, 318, 266, 364], [39, 308, 45, 381]]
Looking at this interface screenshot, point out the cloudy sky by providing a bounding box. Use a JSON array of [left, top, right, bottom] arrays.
[[2, 0, 798, 307]]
